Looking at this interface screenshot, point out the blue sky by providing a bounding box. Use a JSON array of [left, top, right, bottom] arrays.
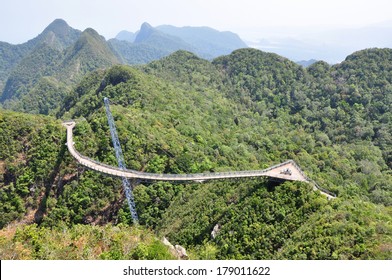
[[1, 0, 391, 43]]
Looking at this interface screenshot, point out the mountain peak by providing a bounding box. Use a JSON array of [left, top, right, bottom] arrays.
[[43, 19, 71, 36], [38, 18, 81, 50], [134, 22, 156, 43], [82, 28, 103, 38], [140, 22, 153, 30], [62, 27, 119, 81]]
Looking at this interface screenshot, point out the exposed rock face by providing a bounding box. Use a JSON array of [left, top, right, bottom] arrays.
[[175, 245, 188, 260], [162, 237, 175, 250], [162, 237, 188, 259], [211, 224, 221, 239]]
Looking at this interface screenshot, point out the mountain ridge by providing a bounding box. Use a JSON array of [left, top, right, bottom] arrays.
[[0, 24, 120, 114], [0, 19, 248, 112], [114, 22, 248, 60], [156, 24, 247, 57], [39, 18, 82, 50]]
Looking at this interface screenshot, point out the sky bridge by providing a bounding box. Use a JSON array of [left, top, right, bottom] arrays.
[[63, 121, 336, 199]]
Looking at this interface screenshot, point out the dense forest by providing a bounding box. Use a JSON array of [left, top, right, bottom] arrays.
[[0, 47, 391, 260]]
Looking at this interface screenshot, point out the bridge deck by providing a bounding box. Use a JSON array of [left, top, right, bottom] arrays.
[[63, 121, 335, 199]]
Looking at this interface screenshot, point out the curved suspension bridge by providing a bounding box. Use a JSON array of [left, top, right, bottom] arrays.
[[62, 121, 336, 200]]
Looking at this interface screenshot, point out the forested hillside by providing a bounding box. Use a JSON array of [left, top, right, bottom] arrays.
[[0, 26, 119, 115], [0, 48, 391, 260], [0, 19, 81, 93]]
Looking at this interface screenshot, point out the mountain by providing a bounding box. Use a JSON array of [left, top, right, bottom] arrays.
[[35, 18, 82, 51], [111, 22, 248, 63], [60, 28, 119, 82], [0, 43, 65, 114], [0, 23, 119, 114], [0, 43, 30, 92], [109, 22, 197, 65], [0, 19, 80, 93], [156, 24, 247, 58], [0, 19, 81, 107], [134, 22, 194, 50], [109, 38, 170, 65]]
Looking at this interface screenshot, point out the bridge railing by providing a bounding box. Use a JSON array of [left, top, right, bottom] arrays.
[[71, 141, 306, 181], [310, 180, 337, 198], [73, 146, 276, 181]]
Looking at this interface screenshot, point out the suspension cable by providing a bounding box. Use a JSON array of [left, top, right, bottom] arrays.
[[104, 97, 139, 224]]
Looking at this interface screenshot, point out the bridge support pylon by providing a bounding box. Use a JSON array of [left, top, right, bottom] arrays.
[[104, 97, 139, 224]]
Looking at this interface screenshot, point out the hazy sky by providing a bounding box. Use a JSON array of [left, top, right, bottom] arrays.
[[1, 0, 392, 43]]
